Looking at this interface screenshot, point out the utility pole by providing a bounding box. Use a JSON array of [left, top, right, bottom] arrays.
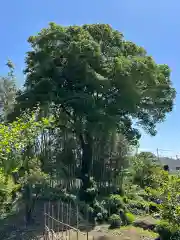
[[156, 148, 159, 161]]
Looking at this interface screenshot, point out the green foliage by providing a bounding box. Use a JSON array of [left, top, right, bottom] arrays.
[[93, 200, 108, 223], [124, 212, 135, 225], [0, 22, 177, 228], [109, 214, 121, 229], [10, 23, 175, 202], [155, 220, 180, 240], [0, 108, 55, 221], [41, 183, 77, 202], [108, 194, 125, 214], [126, 199, 148, 215], [148, 202, 159, 213], [137, 152, 158, 163], [79, 177, 98, 203], [131, 153, 164, 188], [0, 60, 17, 121], [159, 175, 180, 228], [17, 23, 175, 141], [0, 168, 18, 217], [147, 173, 180, 231], [122, 196, 129, 204]]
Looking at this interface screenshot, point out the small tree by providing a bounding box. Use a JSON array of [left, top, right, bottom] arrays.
[[0, 108, 53, 223], [0, 60, 17, 121], [160, 175, 180, 229], [131, 152, 162, 188]]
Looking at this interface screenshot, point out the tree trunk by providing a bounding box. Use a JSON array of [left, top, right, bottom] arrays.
[[79, 132, 93, 202], [24, 184, 34, 225]]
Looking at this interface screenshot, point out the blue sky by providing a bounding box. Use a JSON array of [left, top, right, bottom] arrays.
[[0, 0, 179, 157]]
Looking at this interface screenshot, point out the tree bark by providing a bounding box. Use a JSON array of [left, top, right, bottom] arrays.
[[24, 184, 34, 225], [79, 132, 93, 202]]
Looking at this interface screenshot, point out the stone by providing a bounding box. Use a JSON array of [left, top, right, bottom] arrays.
[[133, 219, 156, 230]]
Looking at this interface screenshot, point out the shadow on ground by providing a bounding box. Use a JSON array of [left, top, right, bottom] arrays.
[[0, 201, 45, 240], [0, 200, 94, 240], [0, 201, 157, 240]]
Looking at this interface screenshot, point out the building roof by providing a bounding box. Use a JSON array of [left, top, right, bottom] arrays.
[[159, 157, 180, 171]]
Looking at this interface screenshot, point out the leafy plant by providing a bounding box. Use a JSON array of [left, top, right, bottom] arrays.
[[0, 168, 18, 218], [109, 214, 121, 229], [126, 199, 148, 213], [124, 212, 135, 225], [131, 154, 163, 189], [159, 175, 180, 228], [0, 109, 55, 223], [93, 200, 108, 223], [148, 202, 160, 213], [155, 220, 180, 240], [79, 177, 98, 204], [108, 194, 125, 214]]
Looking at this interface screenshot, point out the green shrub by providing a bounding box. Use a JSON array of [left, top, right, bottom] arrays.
[[155, 220, 180, 240], [93, 200, 108, 223], [77, 201, 94, 222], [122, 196, 128, 203], [108, 194, 125, 214], [109, 214, 121, 229], [125, 212, 135, 225], [148, 202, 159, 213], [79, 177, 98, 204], [126, 199, 148, 213], [155, 221, 173, 240], [96, 212, 104, 223], [125, 198, 149, 216]]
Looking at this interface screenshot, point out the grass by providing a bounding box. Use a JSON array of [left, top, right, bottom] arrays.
[[120, 226, 158, 238], [107, 225, 158, 240]]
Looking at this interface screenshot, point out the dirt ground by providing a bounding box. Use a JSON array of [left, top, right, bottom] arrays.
[[90, 224, 158, 240], [0, 201, 158, 240], [37, 226, 158, 240], [0, 223, 158, 240]]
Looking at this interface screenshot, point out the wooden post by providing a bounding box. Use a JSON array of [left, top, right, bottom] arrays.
[[76, 204, 79, 229], [62, 201, 64, 238]]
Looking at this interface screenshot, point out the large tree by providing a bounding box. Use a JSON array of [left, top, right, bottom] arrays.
[[11, 23, 175, 201]]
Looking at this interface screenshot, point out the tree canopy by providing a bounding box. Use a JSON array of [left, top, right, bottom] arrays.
[[0, 60, 17, 121], [12, 23, 175, 140], [8, 23, 176, 202]]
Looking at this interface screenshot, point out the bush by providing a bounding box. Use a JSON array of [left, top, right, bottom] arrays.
[[77, 201, 94, 222], [122, 196, 128, 204], [155, 220, 180, 240], [125, 212, 135, 225], [148, 202, 159, 213], [79, 177, 98, 204], [155, 221, 173, 240], [93, 200, 108, 223], [126, 199, 148, 215], [108, 194, 125, 214], [109, 214, 121, 229], [0, 171, 18, 218], [96, 212, 104, 223]]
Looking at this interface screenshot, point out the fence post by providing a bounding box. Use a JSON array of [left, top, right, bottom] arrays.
[[66, 203, 68, 240], [51, 204, 54, 240], [69, 201, 71, 240], [44, 202, 47, 240], [48, 201, 50, 230], [61, 201, 64, 239], [76, 204, 79, 240], [58, 200, 60, 234]]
